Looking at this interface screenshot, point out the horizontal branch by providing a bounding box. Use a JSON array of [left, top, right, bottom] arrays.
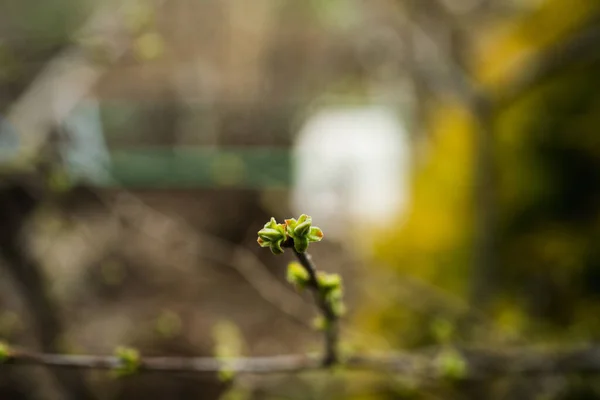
[[4, 345, 600, 379]]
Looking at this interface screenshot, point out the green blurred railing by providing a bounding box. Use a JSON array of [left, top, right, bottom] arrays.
[[104, 147, 292, 189]]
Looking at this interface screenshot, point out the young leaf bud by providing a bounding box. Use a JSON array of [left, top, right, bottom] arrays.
[[257, 217, 287, 255], [0, 342, 9, 363], [114, 346, 141, 377], [287, 262, 310, 289]]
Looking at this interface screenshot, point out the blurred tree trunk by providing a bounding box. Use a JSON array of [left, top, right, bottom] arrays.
[[0, 183, 94, 399]]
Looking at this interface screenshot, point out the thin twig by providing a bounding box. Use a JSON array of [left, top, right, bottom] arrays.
[[3, 345, 600, 378], [290, 248, 339, 366]]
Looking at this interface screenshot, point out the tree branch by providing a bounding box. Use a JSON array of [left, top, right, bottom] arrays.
[[291, 249, 339, 366], [3, 345, 600, 378], [0, 185, 94, 399]]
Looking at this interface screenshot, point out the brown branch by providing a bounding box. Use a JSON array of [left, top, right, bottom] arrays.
[[291, 249, 339, 367], [97, 191, 341, 365], [3, 345, 600, 378], [0, 185, 95, 399]]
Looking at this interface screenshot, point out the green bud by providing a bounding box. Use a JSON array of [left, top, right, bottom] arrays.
[[270, 241, 285, 255], [312, 316, 330, 331], [324, 285, 345, 317], [294, 221, 312, 237], [307, 227, 324, 242], [218, 366, 235, 383], [284, 218, 297, 237], [293, 214, 312, 236], [257, 217, 287, 255], [282, 215, 324, 253], [114, 346, 141, 377], [212, 320, 244, 383], [330, 297, 346, 317], [436, 348, 467, 381], [259, 220, 285, 237], [318, 272, 342, 292], [286, 262, 310, 289], [296, 214, 309, 224], [271, 242, 283, 256], [0, 341, 9, 363], [257, 228, 283, 241]]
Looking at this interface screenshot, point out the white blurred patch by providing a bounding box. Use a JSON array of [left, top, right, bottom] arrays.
[[293, 105, 410, 239]]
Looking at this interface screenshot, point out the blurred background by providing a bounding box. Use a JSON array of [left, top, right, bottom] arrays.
[[1, 0, 600, 398]]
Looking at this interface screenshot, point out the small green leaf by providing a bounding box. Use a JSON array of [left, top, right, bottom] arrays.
[[307, 226, 324, 242], [0, 341, 10, 363], [318, 272, 342, 292], [218, 366, 235, 383], [323, 284, 345, 317], [257, 218, 287, 255], [297, 214, 309, 224], [264, 217, 280, 230], [257, 228, 284, 241], [293, 214, 312, 236], [318, 272, 345, 316], [286, 262, 310, 289], [293, 236, 309, 253], [212, 320, 245, 383], [271, 240, 285, 255], [256, 215, 326, 254], [330, 298, 346, 317], [312, 316, 330, 331], [114, 346, 141, 377], [284, 218, 298, 237], [436, 348, 467, 381]]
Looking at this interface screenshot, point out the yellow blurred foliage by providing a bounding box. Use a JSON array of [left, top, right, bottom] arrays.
[[353, 0, 600, 351], [371, 104, 475, 290], [476, 0, 599, 91]]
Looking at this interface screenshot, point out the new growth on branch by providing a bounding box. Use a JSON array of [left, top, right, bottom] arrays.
[[3, 215, 600, 383], [258, 215, 344, 365]]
